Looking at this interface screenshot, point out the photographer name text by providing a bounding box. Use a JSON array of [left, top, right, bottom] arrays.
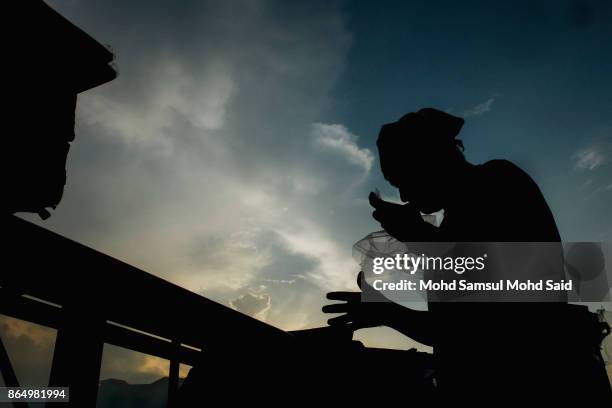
[[372, 279, 573, 292]]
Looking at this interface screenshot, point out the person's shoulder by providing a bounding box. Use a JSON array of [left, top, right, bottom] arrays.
[[481, 159, 524, 173], [478, 159, 547, 206], [479, 159, 534, 182]]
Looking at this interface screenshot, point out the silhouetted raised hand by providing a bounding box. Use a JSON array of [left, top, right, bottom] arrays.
[[369, 192, 437, 241]]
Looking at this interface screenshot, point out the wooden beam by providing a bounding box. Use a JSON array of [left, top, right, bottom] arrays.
[[3, 216, 290, 350]]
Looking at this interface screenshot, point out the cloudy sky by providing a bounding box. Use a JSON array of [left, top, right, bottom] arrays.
[[3, 0, 612, 385]]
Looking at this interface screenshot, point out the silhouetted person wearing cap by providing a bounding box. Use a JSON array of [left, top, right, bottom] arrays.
[[5, 2, 116, 219], [324, 108, 611, 403]]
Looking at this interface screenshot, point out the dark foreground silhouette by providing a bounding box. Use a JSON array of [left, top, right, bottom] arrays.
[[323, 108, 612, 403], [3, 2, 610, 406]]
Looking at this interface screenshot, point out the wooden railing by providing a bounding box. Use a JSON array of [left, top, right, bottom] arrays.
[[0, 216, 291, 407]]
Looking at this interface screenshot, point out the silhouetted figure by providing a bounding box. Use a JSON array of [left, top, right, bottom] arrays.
[[5, 2, 116, 219], [324, 108, 611, 403]]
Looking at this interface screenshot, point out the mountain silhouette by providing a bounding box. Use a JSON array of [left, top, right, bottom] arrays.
[[97, 377, 185, 408]]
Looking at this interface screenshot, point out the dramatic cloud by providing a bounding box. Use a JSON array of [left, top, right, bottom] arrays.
[[28, 0, 378, 339], [34, 0, 365, 289], [573, 146, 606, 170], [595, 183, 612, 193], [463, 97, 496, 117], [0, 316, 55, 387], [9, 0, 430, 385], [79, 59, 234, 149], [230, 292, 272, 320], [312, 123, 374, 174], [572, 138, 612, 204]]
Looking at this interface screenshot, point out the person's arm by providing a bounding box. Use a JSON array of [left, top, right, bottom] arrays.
[[382, 302, 436, 347]]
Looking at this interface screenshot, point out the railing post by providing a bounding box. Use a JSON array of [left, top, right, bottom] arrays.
[[167, 339, 180, 408], [0, 335, 29, 408], [46, 306, 104, 408]]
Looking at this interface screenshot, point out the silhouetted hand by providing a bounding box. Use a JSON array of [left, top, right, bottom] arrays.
[[369, 192, 435, 241], [323, 273, 435, 345], [323, 272, 392, 330]]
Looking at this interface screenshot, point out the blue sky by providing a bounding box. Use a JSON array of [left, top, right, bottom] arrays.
[[3, 0, 612, 385]]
